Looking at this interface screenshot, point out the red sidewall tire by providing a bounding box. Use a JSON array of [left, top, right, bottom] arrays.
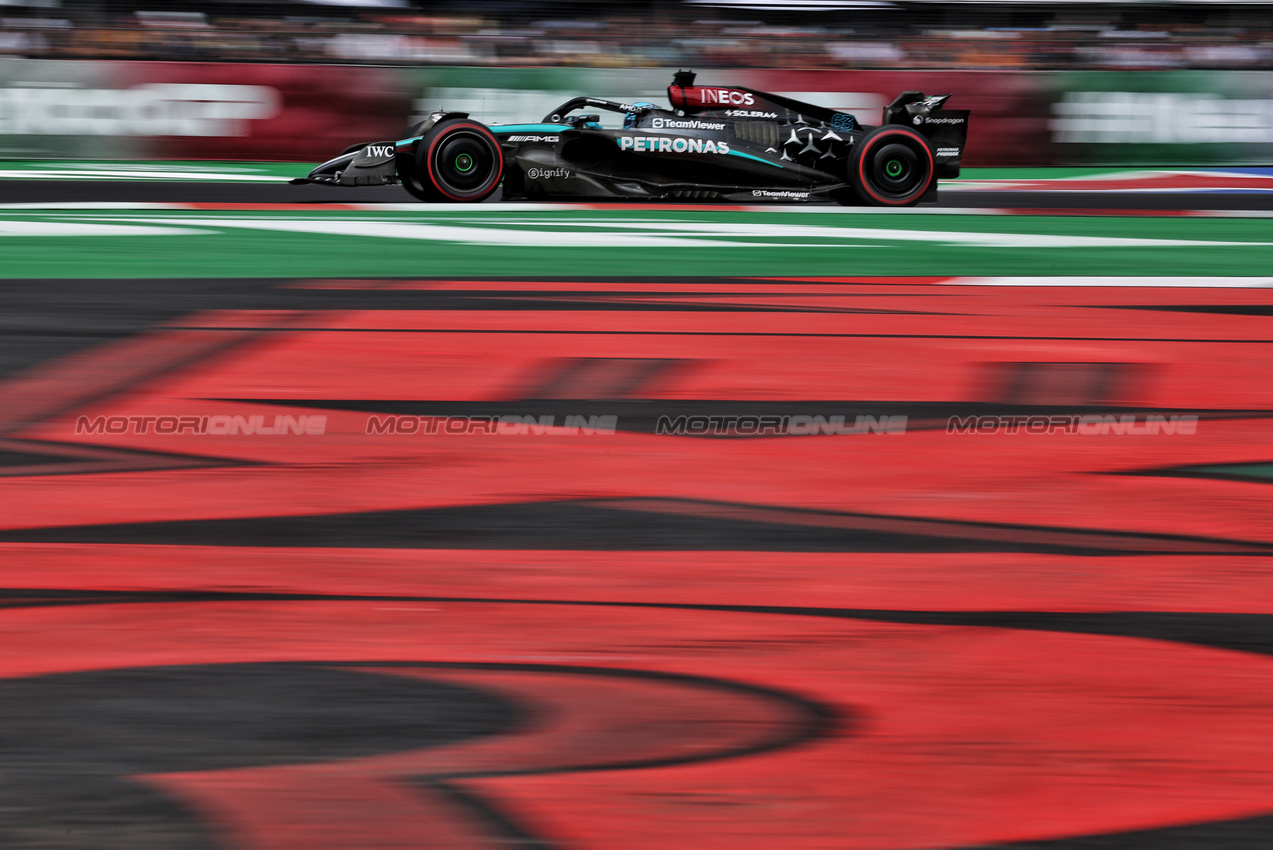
[[418, 120, 504, 203], [852, 127, 935, 207]]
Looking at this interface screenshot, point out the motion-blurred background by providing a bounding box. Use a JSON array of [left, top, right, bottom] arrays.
[[1, 0, 1270, 165]]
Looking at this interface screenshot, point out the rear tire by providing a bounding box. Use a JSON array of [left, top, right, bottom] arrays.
[[848, 126, 935, 207], [403, 119, 504, 203]]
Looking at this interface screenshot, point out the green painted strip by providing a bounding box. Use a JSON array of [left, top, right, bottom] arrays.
[[953, 167, 1153, 181], [0, 207, 1269, 279], [1189, 463, 1273, 481]]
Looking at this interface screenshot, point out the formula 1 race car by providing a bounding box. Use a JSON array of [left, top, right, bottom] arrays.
[[292, 70, 969, 207]]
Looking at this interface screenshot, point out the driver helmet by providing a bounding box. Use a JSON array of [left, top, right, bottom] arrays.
[[623, 102, 659, 129]]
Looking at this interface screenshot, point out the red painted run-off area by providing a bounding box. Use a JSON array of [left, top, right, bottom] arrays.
[[5, 279, 1273, 849]]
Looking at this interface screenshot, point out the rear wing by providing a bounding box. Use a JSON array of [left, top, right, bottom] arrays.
[[883, 91, 969, 177]]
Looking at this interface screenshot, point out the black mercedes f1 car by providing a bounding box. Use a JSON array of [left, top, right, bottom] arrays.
[[293, 70, 969, 207]]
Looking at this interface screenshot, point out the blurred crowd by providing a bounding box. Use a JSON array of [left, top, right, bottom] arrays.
[[0, 5, 1270, 70]]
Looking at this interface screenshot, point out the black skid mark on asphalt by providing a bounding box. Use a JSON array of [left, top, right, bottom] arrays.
[[6, 589, 1273, 659], [423, 781, 558, 850], [1102, 304, 1273, 317], [0, 500, 935, 551], [0, 279, 278, 382], [0, 776, 223, 850], [283, 290, 954, 316], [259, 292, 942, 314], [0, 664, 519, 772], [969, 811, 1273, 849], [0, 663, 520, 850], [164, 327, 1273, 343], [0, 446, 75, 468], [1109, 460, 1273, 486], [512, 357, 695, 401], [825, 609, 1273, 658], [0, 660, 833, 850], [0, 437, 258, 478], [0, 497, 1268, 555]]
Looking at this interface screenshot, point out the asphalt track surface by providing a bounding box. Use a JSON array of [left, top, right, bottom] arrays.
[[3, 179, 1273, 849], [3, 179, 1273, 210]]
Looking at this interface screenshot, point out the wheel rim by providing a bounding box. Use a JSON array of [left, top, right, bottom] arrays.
[[864, 140, 929, 201], [429, 129, 500, 198]]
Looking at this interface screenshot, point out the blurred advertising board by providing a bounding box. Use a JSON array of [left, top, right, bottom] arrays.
[[402, 66, 676, 128], [1, 62, 1270, 166], [1049, 71, 1273, 165], [0, 61, 410, 160]]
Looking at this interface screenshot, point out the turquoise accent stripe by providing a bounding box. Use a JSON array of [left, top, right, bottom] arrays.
[[490, 124, 570, 134], [729, 149, 784, 168], [396, 124, 566, 150]]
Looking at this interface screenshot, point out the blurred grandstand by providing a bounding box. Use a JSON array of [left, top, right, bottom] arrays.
[[0, 0, 1269, 69]]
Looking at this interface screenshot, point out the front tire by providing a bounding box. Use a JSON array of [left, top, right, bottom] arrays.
[[848, 126, 935, 207], [403, 119, 504, 203]]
